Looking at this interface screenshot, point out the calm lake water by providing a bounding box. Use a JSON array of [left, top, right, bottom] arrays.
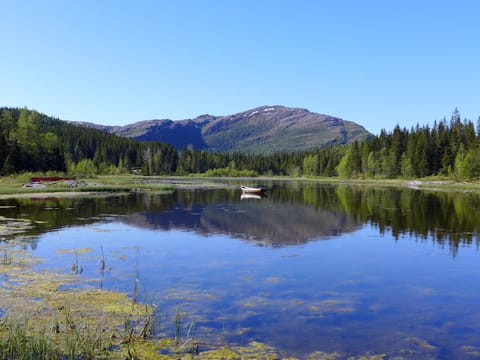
[[2, 182, 480, 359]]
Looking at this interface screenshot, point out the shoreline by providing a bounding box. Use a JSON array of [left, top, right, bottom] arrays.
[[0, 191, 97, 200], [1, 175, 480, 199]]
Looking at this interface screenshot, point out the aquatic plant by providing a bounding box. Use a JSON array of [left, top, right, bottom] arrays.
[[174, 305, 182, 345], [0, 216, 303, 359], [0, 318, 56, 359], [1, 250, 11, 266], [99, 244, 106, 271]]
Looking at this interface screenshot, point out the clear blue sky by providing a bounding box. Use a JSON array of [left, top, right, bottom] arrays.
[[1, 0, 478, 135]]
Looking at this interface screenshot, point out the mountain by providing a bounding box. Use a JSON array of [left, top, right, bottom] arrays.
[[74, 105, 371, 154]]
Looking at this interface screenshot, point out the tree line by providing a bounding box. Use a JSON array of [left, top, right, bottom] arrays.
[[0, 108, 178, 176], [176, 108, 480, 180], [335, 108, 480, 179], [1, 107, 479, 180]]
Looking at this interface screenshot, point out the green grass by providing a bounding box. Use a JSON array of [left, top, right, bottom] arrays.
[[0, 319, 59, 359], [4, 173, 480, 197], [0, 175, 174, 195], [0, 312, 152, 359]]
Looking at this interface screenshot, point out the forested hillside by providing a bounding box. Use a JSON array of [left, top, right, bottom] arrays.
[[175, 108, 480, 179], [0, 108, 178, 176], [335, 109, 480, 179], [1, 107, 479, 180]]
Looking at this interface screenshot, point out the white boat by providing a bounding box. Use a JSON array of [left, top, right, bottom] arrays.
[[240, 185, 266, 194]]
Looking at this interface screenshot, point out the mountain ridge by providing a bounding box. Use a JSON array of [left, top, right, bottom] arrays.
[[72, 105, 371, 154]]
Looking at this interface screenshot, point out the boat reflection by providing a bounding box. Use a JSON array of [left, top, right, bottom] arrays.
[[240, 193, 267, 200]]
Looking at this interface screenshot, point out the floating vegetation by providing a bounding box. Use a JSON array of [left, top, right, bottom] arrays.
[[2, 183, 474, 359], [0, 235, 376, 359], [90, 226, 114, 232], [405, 337, 436, 351], [56, 247, 93, 254], [348, 355, 387, 360], [0, 236, 155, 358], [191, 341, 278, 360], [0, 229, 287, 359], [306, 352, 342, 360], [0, 215, 34, 236], [463, 345, 480, 357]]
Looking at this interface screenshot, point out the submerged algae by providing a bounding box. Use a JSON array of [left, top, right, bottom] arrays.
[[128, 341, 278, 360], [0, 204, 462, 359], [0, 236, 156, 358], [0, 224, 286, 359]]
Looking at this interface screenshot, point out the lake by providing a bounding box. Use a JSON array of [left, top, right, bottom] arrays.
[[2, 181, 480, 359]]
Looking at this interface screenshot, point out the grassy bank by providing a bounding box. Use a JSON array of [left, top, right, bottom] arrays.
[[3, 173, 480, 197], [0, 174, 174, 196]]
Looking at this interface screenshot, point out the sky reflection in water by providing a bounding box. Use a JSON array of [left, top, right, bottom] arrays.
[[3, 184, 480, 359]]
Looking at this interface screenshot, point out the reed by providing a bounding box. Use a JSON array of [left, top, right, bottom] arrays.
[[1, 250, 12, 265], [0, 301, 159, 359], [0, 315, 112, 359], [71, 250, 83, 274], [174, 305, 182, 345], [133, 248, 140, 304], [0, 320, 55, 359], [99, 244, 106, 271], [184, 320, 198, 354]]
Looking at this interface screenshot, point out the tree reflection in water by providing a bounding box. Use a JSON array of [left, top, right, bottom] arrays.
[[1, 183, 479, 256]]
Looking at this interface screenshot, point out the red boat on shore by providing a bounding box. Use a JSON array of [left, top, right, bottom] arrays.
[[30, 177, 76, 182]]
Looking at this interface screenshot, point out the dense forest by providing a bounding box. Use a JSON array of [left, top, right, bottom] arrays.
[[176, 108, 480, 179], [334, 108, 480, 179], [1, 107, 479, 179], [0, 108, 178, 176]]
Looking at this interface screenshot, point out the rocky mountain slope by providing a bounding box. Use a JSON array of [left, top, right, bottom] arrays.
[[74, 105, 370, 154]]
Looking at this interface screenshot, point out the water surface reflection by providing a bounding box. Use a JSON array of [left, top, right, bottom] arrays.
[[2, 185, 480, 253], [2, 183, 480, 358]]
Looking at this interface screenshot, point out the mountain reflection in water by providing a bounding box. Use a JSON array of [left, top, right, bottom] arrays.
[[1, 184, 480, 254], [4, 182, 480, 358], [108, 185, 480, 253], [122, 200, 358, 247]]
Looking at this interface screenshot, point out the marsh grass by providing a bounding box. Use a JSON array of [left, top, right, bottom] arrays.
[[0, 315, 114, 360], [0, 294, 285, 360], [0, 238, 160, 359], [1, 250, 11, 266], [0, 297, 162, 360], [0, 319, 57, 359]]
